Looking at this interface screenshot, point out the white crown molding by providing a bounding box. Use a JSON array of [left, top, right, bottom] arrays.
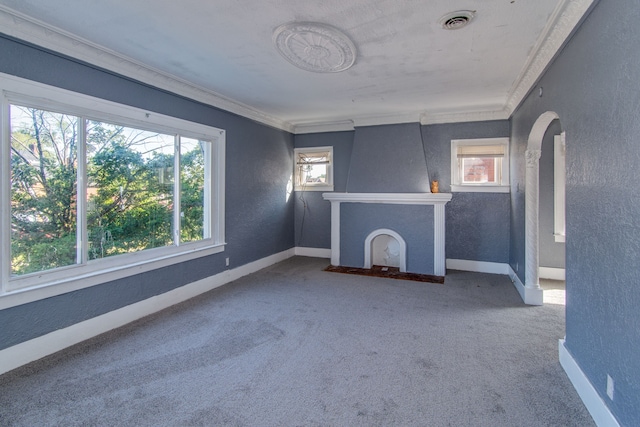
[[293, 120, 355, 134], [420, 108, 510, 125], [0, 5, 294, 133], [505, 0, 598, 114], [0, 1, 596, 134], [352, 112, 422, 128], [293, 111, 426, 134]]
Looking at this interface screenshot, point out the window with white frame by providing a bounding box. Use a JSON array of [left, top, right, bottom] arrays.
[[294, 146, 333, 191], [1, 74, 225, 297], [553, 132, 566, 242], [451, 137, 510, 193]]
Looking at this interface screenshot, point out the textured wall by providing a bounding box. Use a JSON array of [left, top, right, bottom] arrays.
[[340, 204, 435, 275], [421, 120, 511, 264], [294, 131, 354, 248], [347, 123, 430, 193], [293, 120, 512, 265], [0, 35, 294, 350], [446, 193, 510, 263], [509, 0, 640, 424], [538, 120, 565, 269]]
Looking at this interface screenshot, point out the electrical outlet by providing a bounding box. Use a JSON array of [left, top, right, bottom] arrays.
[[225, 257, 230, 267], [606, 374, 614, 400]]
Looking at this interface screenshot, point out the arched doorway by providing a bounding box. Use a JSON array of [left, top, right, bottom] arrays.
[[523, 111, 560, 305]]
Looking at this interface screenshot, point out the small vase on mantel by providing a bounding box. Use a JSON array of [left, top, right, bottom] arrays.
[[430, 180, 439, 193]]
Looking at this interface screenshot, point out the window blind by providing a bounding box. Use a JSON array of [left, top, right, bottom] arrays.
[[457, 145, 505, 158]]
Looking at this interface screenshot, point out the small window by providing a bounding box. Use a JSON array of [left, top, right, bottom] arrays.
[[553, 132, 566, 242], [294, 146, 333, 191], [451, 138, 509, 193]]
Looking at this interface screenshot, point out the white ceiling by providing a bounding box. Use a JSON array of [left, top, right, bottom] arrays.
[[0, 0, 593, 133]]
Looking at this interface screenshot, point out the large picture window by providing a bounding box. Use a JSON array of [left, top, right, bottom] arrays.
[[1, 74, 225, 299]]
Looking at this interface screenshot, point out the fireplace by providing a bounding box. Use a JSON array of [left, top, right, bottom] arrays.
[[322, 192, 452, 277], [364, 228, 406, 272]]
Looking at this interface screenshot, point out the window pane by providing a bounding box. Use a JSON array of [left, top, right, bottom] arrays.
[[180, 137, 207, 243], [297, 153, 329, 186], [10, 105, 78, 275], [461, 157, 497, 183], [86, 121, 174, 259]]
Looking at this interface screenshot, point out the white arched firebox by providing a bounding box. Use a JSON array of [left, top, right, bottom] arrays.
[[364, 229, 407, 272]]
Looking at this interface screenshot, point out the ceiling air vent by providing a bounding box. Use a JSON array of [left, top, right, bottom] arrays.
[[439, 10, 476, 30]]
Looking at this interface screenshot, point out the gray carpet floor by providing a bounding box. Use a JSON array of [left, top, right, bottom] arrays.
[[0, 256, 594, 426]]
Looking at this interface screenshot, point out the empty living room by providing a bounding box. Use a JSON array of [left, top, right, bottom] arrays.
[[0, 0, 637, 425]]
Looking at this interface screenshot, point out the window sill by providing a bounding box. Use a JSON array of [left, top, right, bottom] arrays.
[[0, 243, 225, 310], [451, 185, 510, 193], [295, 185, 334, 192]]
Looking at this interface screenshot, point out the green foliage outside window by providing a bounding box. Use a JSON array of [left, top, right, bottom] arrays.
[[10, 105, 207, 276]]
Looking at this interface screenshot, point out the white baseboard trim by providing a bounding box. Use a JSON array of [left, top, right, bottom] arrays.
[[446, 258, 510, 275], [559, 339, 619, 427], [294, 247, 331, 258], [0, 248, 295, 376], [539, 267, 566, 281], [508, 266, 544, 306]]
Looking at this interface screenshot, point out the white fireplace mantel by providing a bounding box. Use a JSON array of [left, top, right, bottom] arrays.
[[322, 192, 452, 205], [322, 192, 452, 276]]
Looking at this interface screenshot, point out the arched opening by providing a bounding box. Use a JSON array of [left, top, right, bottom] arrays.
[[523, 111, 563, 305], [364, 228, 407, 272], [538, 121, 566, 305]]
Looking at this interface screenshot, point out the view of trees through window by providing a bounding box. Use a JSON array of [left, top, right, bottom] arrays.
[[10, 104, 208, 277]]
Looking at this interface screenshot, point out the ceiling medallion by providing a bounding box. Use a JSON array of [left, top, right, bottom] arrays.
[[273, 22, 357, 73]]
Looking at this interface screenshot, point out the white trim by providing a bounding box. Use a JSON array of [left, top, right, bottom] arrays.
[[329, 200, 341, 266], [554, 133, 566, 241], [293, 121, 355, 134], [0, 248, 295, 376], [451, 185, 510, 193], [294, 247, 331, 258], [364, 229, 407, 272], [0, 1, 595, 134], [433, 205, 447, 276], [451, 137, 510, 189], [0, 5, 293, 133], [559, 339, 620, 427], [554, 233, 566, 243], [323, 192, 452, 275], [0, 72, 227, 306], [322, 192, 452, 205], [0, 245, 224, 310], [446, 259, 510, 275], [505, 0, 598, 114], [294, 146, 334, 192], [525, 111, 560, 294], [420, 108, 510, 126], [509, 265, 544, 306], [539, 267, 566, 281]]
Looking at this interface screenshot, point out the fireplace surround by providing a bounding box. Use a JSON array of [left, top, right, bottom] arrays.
[[322, 192, 452, 277]]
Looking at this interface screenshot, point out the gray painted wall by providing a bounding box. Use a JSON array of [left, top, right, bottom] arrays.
[[539, 120, 565, 269], [293, 120, 512, 265], [340, 204, 434, 275], [509, 0, 640, 424], [421, 121, 511, 264], [0, 35, 294, 350], [294, 131, 354, 248], [347, 123, 430, 193]]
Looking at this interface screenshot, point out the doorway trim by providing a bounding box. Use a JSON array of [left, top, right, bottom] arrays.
[[521, 111, 560, 305]]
